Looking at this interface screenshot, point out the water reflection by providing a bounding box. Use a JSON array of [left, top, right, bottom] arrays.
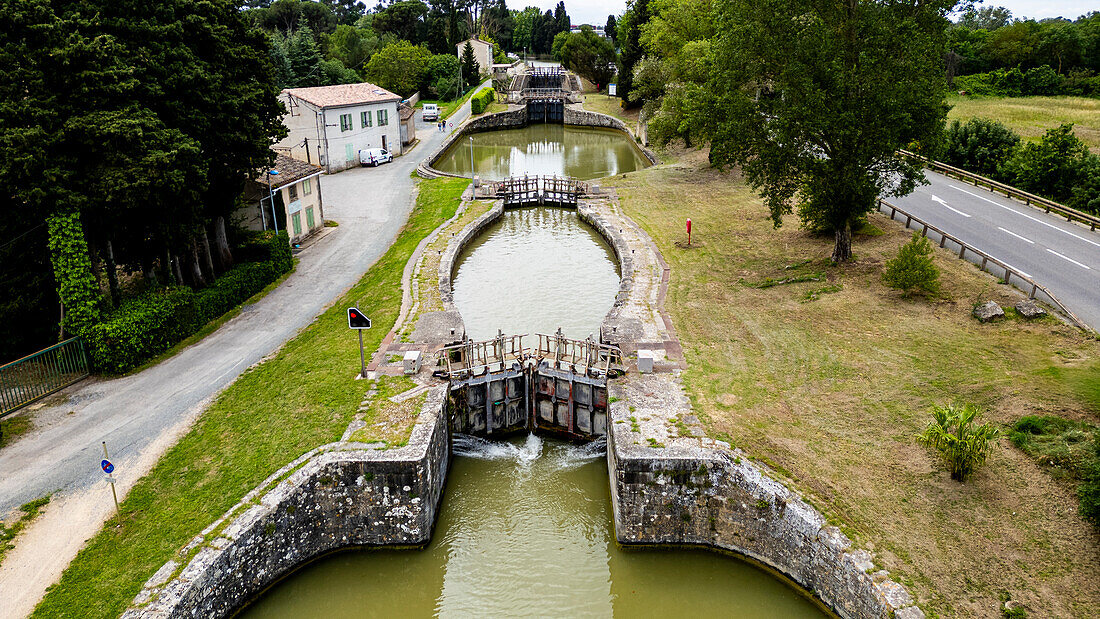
[[434, 125, 649, 180]]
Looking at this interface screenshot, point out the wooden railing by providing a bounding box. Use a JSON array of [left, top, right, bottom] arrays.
[[878, 199, 1089, 330], [898, 149, 1100, 232]]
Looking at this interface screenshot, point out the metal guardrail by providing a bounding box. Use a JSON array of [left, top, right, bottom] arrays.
[[878, 199, 1089, 330], [898, 149, 1100, 231], [1, 337, 90, 419]]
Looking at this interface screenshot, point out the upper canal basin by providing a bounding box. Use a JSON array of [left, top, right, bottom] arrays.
[[433, 124, 651, 181]]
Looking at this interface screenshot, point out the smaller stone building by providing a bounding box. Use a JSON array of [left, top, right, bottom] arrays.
[[242, 154, 325, 246], [398, 102, 416, 149], [456, 37, 493, 77]]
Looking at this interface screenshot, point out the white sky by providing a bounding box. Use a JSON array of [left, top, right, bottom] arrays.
[[522, 0, 1094, 26]]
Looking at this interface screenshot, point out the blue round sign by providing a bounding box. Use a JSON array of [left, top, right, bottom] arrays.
[[101, 459, 114, 474]]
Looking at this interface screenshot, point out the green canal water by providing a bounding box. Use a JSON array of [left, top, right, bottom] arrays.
[[241, 200, 827, 618], [432, 124, 650, 181]]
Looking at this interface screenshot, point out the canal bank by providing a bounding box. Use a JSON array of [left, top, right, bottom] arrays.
[[123, 179, 923, 617]]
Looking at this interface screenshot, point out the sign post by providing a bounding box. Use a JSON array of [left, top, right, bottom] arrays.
[[608, 83, 617, 98], [347, 307, 372, 378], [687, 218, 692, 246], [101, 442, 119, 516]]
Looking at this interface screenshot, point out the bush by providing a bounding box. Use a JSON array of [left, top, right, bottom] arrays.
[[941, 118, 1020, 178], [954, 65, 1067, 97], [917, 403, 1000, 482], [1002, 123, 1100, 212], [86, 232, 292, 373], [470, 88, 496, 114], [883, 233, 940, 296]]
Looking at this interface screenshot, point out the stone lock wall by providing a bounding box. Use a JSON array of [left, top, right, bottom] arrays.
[[606, 412, 924, 619], [123, 387, 451, 618]]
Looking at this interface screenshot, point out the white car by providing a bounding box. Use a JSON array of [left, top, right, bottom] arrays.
[[359, 148, 392, 167], [422, 103, 439, 121]]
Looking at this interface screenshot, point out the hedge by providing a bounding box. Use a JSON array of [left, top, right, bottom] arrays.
[[954, 66, 1100, 98], [85, 232, 293, 374], [470, 88, 495, 114]]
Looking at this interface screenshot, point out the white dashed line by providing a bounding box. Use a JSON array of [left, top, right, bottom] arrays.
[[997, 227, 1034, 244], [1046, 248, 1092, 270], [948, 184, 1100, 249]]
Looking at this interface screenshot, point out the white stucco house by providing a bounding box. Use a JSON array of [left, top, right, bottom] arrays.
[[275, 82, 403, 173], [456, 37, 493, 77]]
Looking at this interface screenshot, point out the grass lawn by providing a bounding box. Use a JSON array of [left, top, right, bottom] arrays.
[[31, 177, 469, 619], [947, 94, 1100, 153], [607, 148, 1100, 618], [577, 77, 639, 127]]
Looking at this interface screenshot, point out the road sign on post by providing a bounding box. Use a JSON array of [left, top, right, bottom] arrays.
[[608, 83, 617, 97], [348, 307, 371, 378], [102, 442, 119, 516]]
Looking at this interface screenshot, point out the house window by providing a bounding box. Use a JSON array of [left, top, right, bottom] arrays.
[[345, 143, 354, 161], [361, 111, 372, 128], [302, 178, 312, 195], [340, 113, 352, 132], [292, 212, 302, 236], [377, 109, 388, 126], [306, 207, 315, 229], [288, 183, 298, 201]]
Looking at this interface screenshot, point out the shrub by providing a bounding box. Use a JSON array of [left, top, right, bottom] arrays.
[[470, 88, 495, 114], [941, 118, 1020, 178], [86, 232, 292, 373], [1080, 433, 1100, 526], [883, 233, 940, 296], [1002, 123, 1099, 211], [917, 403, 1000, 482]]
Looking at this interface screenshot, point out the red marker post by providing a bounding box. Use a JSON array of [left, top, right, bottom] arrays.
[[686, 218, 692, 246]]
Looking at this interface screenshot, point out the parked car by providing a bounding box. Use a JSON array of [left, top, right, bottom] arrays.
[[359, 148, 393, 167], [422, 103, 439, 122]]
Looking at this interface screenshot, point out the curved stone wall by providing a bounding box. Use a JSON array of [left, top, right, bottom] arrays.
[[122, 388, 451, 618], [419, 107, 659, 180]]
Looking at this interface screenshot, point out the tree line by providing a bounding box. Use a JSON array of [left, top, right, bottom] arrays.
[[243, 0, 577, 98], [1, 0, 285, 361]]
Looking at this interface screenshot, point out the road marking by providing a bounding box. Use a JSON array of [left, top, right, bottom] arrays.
[[931, 194, 971, 217], [997, 227, 1034, 244], [947, 184, 1100, 249], [1046, 248, 1092, 270]]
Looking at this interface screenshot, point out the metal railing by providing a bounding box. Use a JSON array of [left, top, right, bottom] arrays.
[[1, 337, 90, 418], [878, 199, 1088, 330], [898, 149, 1100, 231], [438, 330, 623, 379]]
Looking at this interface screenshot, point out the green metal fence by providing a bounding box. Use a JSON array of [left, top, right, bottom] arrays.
[[1, 337, 89, 418]]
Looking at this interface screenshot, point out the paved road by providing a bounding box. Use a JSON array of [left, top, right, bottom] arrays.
[[0, 84, 485, 517], [887, 170, 1100, 330]]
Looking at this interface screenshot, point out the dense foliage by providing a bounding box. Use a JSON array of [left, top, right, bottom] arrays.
[[86, 233, 293, 374], [0, 0, 286, 360], [703, 0, 952, 262], [556, 25, 617, 87], [940, 120, 1100, 213], [947, 10, 1100, 87]]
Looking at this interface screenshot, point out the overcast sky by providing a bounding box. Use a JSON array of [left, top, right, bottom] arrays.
[[535, 0, 1093, 26]]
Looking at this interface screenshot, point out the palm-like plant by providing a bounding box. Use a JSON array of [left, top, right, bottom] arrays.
[[917, 403, 1001, 482]]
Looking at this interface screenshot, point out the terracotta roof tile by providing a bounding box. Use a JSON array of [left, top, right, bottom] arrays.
[[254, 153, 323, 188], [283, 82, 401, 109]]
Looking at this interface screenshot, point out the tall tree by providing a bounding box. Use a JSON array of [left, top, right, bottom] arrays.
[[616, 0, 650, 106], [605, 14, 617, 44], [558, 26, 617, 86], [704, 0, 953, 262], [288, 26, 324, 86], [461, 39, 481, 83]]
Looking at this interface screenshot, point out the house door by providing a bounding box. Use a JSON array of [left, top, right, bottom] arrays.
[[381, 135, 387, 151]]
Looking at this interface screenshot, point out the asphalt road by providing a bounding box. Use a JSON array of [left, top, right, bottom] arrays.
[[887, 170, 1100, 330], [0, 84, 485, 517]]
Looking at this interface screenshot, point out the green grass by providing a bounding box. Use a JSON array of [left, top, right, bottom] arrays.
[[31, 177, 468, 619], [0, 414, 33, 449], [946, 94, 1100, 153], [1, 495, 51, 566], [1009, 415, 1098, 481]]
